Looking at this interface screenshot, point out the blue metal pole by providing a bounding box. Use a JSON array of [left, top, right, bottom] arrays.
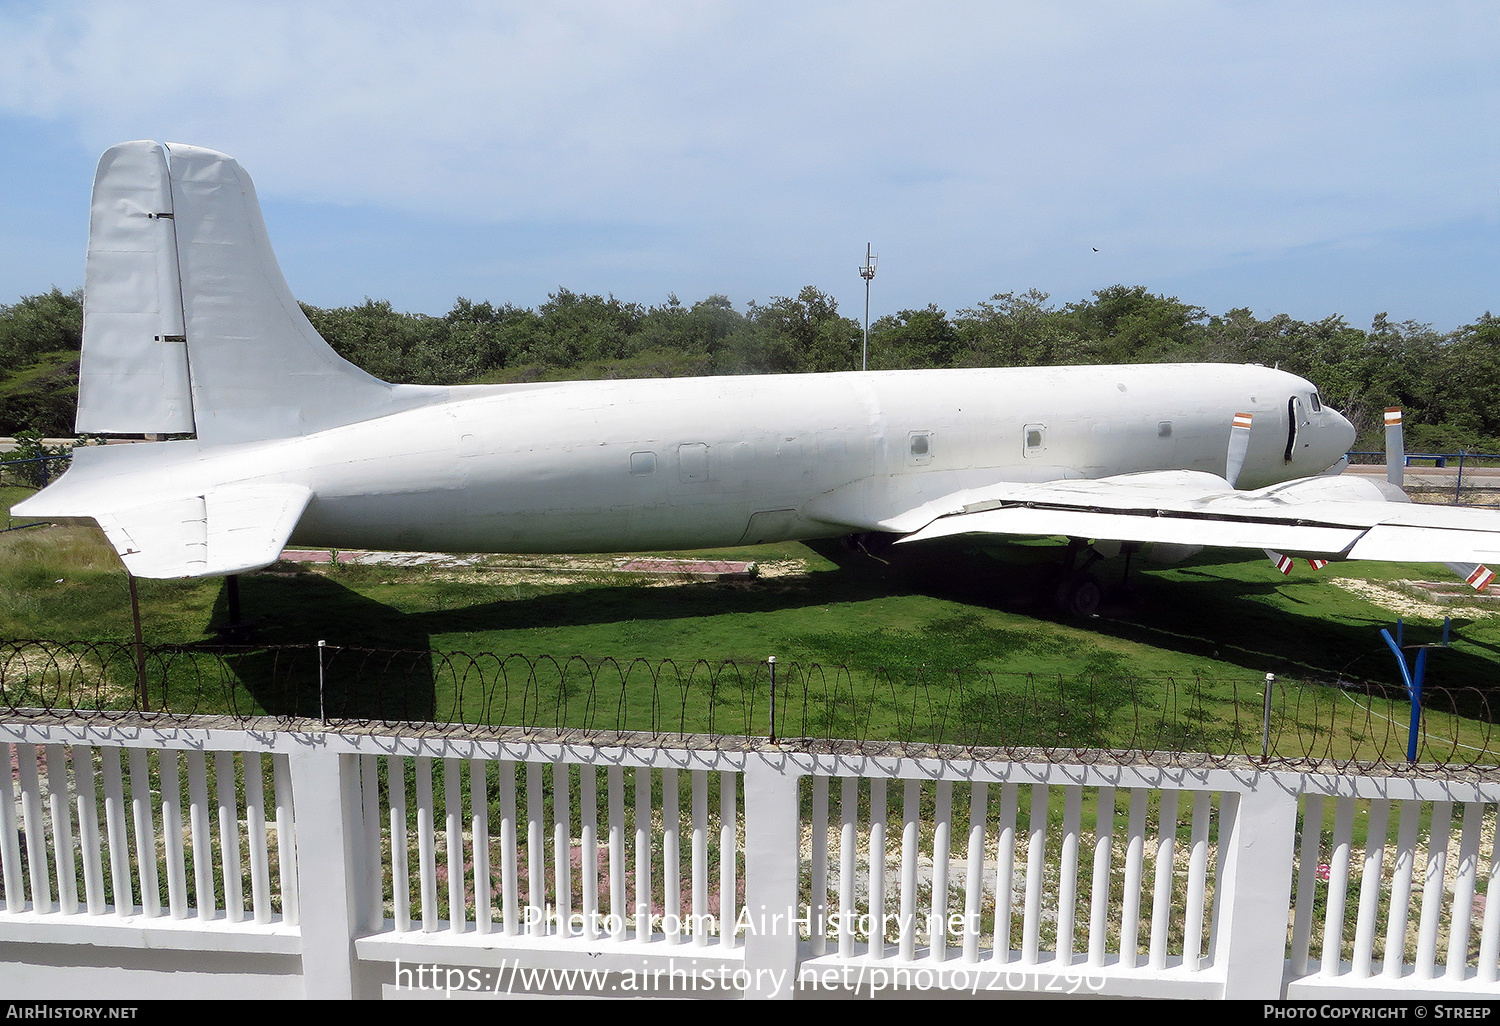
[[1408, 647, 1427, 763], [1379, 627, 1419, 763], [1380, 619, 1446, 764], [1379, 628, 1413, 690]]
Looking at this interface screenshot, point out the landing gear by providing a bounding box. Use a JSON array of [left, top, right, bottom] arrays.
[[1054, 569, 1103, 616], [1041, 537, 1123, 617], [1107, 541, 1144, 604]]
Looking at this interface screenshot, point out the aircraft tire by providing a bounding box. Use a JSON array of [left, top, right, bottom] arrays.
[[1055, 571, 1103, 617]]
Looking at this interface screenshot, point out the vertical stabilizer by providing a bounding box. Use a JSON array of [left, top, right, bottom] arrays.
[[76, 140, 448, 444], [75, 141, 195, 434], [165, 143, 441, 444]]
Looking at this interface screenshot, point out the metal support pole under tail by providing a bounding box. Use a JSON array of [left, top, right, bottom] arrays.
[[859, 244, 877, 372], [128, 574, 149, 712], [214, 574, 255, 643], [227, 574, 241, 626], [1379, 617, 1451, 763]]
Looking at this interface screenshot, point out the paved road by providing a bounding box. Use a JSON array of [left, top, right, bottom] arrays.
[[0, 438, 77, 454], [1346, 462, 1500, 488]]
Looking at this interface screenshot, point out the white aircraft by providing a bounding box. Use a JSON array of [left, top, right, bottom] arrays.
[[15, 140, 1500, 615]]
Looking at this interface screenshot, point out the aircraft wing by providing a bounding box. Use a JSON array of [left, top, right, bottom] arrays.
[[889, 469, 1500, 565]]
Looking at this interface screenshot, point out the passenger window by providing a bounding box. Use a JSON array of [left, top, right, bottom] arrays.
[[1158, 421, 1173, 438], [907, 431, 933, 465], [1310, 392, 1323, 412], [1024, 424, 1046, 457], [629, 451, 657, 476]]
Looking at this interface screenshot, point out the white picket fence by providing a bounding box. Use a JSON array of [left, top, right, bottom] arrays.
[[3, 715, 1500, 1000]]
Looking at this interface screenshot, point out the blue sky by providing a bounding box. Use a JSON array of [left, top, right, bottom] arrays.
[[1, 1, 1495, 332]]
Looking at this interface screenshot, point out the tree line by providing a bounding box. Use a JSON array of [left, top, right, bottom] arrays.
[[2, 283, 1497, 452]]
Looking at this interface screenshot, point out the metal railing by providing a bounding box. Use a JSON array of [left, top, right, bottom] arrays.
[[1346, 449, 1500, 504], [0, 452, 74, 489]]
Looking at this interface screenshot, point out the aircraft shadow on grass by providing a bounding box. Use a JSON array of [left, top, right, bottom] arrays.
[[811, 539, 1500, 724], [206, 561, 899, 726], [894, 545, 1500, 722], [208, 572, 439, 723], [202, 541, 1500, 730]]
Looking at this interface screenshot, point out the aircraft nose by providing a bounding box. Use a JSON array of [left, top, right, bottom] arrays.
[[1332, 408, 1356, 452], [1323, 408, 1357, 467]]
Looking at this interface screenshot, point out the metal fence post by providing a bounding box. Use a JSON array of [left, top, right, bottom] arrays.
[[318, 640, 327, 725], [767, 655, 777, 743], [1261, 673, 1274, 762]]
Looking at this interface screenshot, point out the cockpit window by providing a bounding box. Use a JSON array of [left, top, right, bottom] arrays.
[[1310, 392, 1323, 412]]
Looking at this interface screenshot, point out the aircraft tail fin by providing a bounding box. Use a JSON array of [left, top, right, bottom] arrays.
[[76, 141, 445, 445], [74, 142, 195, 436]]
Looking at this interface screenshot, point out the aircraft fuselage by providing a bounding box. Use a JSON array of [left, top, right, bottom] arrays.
[[61, 362, 1351, 557]]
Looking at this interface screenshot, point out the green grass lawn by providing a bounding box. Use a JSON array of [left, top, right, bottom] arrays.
[[5, 482, 1499, 761]]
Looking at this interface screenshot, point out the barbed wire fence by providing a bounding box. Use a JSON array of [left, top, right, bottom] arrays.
[[1, 639, 1496, 773]]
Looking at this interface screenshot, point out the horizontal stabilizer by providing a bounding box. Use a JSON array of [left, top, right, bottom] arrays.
[[95, 483, 311, 579]]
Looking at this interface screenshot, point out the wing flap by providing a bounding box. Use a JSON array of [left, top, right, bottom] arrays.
[[887, 468, 1500, 565], [1348, 525, 1500, 564], [898, 506, 1364, 555]]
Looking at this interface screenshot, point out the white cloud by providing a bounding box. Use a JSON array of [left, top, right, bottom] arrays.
[[0, 1, 1495, 323]]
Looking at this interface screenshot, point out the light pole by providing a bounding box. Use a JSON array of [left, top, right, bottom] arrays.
[[859, 243, 877, 371]]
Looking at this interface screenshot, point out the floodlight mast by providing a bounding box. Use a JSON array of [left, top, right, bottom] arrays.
[[859, 243, 878, 371]]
